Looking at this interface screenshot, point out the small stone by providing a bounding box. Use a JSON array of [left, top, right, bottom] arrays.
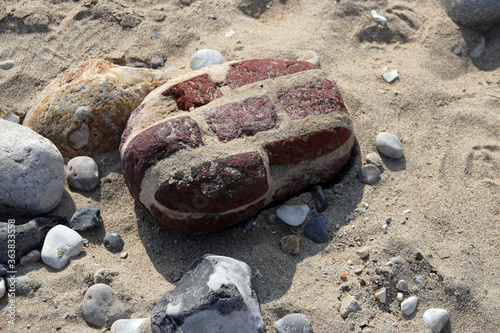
[[0, 220, 41, 264], [41, 225, 83, 269], [414, 276, 424, 285], [0, 60, 15, 70], [340, 273, 347, 279], [340, 294, 361, 318], [20, 250, 41, 265], [94, 269, 119, 284], [354, 267, 363, 275], [66, 156, 99, 191], [264, 213, 280, 225], [0, 109, 19, 123], [304, 216, 329, 243], [0, 264, 7, 276], [274, 313, 313, 333], [382, 224, 388, 234], [376, 132, 403, 158], [371, 10, 387, 26], [386, 217, 393, 224], [423, 308, 450, 333], [333, 184, 343, 194], [103, 233, 125, 253], [382, 68, 399, 83], [451, 46, 462, 56], [366, 152, 383, 167], [375, 288, 387, 303], [150, 53, 165, 69], [276, 205, 310, 227], [82, 283, 127, 328], [401, 296, 418, 316], [396, 280, 409, 292], [153, 33, 166, 39], [356, 246, 370, 259], [281, 235, 301, 255], [311, 185, 329, 213], [358, 164, 381, 184], [189, 49, 225, 70], [120, 252, 128, 259], [110, 318, 151, 333], [149, 10, 166, 22], [68, 206, 103, 232], [397, 292, 404, 301], [391, 256, 405, 265]]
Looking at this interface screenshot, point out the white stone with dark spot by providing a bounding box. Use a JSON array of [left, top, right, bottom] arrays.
[[189, 49, 226, 70], [66, 156, 99, 191], [376, 132, 403, 158], [423, 308, 450, 333], [401, 296, 418, 316], [83, 283, 127, 328], [41, 225, 83, 270]]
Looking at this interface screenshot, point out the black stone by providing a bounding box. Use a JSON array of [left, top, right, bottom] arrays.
[[304, 216, 329, 243], [311, 185, 329, 213], [0, 221, 41, 264], [0, 264, 8, 276], [103, 233, 124, 253], [68, 206, 103, 232]]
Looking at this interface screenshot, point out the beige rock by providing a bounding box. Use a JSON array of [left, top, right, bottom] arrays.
[[23, 59, 168, 157], [280, 235, 301, 254]]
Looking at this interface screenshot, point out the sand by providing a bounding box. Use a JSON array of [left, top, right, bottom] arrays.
[[0, 0, 499, 332]]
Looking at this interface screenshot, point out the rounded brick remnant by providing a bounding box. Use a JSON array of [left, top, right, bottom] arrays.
[[120, 58, 354, 234]]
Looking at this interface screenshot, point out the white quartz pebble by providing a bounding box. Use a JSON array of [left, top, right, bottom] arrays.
[[423, 308, 450, 333], [376, 132, 403, 158], [401, 296, 418, 316], [41, 225, 83, 269], [276, 205, 310, 226]]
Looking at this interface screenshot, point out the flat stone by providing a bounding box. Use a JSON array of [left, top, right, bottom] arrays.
[[303, 216, 329, 243], [68, 206, 103, 232], [366, 152, 383, 167], [82, 283, 127, 328], [66, 156, 99, 191], [41, 225, 83, 270], [103, 233, 125, 253], [396, 280, 409, 292], [382, 68, 398, 83], [110, 318, 151, 333], [281, 235, 301, 254], [0, 60, 14, 70], [189, 49, 225, 70], [0, 120, 64, 216], [276, 205, 310, 227], [151, 254, 265, 333], [311, 185, 329, 213], [423, 308, 450, 333], [376, 132, 403, 158], [358, 164, 381, 184], [440, 0, 500, 27], [0, 220, 41, 264], [340, 294, 361, 318], [274, 313, 313, 333], [401, 296, 418, 316], [20, 250, 41, 265]]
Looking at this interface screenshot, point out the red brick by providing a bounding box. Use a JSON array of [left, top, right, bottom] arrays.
[[265, 127, 352, 165], [277, 80, 348, 120], [122, 116, 204, 201], [226, 59, 319, 89], [203, 95, 278, 141], [154, 152, 268, 214], [163, 74, 223, 111]]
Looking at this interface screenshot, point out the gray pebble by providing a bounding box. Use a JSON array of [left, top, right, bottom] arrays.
[[311, 185, 329, 213], [358, 164, 381, 184], [340, 294, 361, 318], [66, 156, 99, 191], [423, 308, 450, 333], [414, 276, 424, 285], [304, 216, 329, 243], [264, 213, 280, 225], [103, 233, 124, 253], [396, 280, 409, 292], [189, 49, 225, 70], [69, 206, 103, 232], [366, 152, 383, 167], [0, 278, 5, 299], [333, 183, 343, 194], [82, 283, 126, 328], [20, 250, 41, 265], [451, 45, 462, 56], [376, 132, 403, 158], [0, 60, 14, 70], [274, 313, 313, 333], [382, 224, 388, 234], [401, 296, 418, 316], [391, 256, 405, 265]]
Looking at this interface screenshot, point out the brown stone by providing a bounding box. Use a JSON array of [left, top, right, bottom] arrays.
[[281, 235, 301, 255]]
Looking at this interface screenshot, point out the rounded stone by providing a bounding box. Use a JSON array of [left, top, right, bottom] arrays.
[[280, 235, 301, 255], [366, 152, 383, 167], [0, 60, 14, 70], [82, 283, 127, 328], [103, 233, 125, 253], [274, 313, 313, 333], [41, 225, 83, 270], [0, 120, 64, 216], [189, 49, 226, 70], [375, 132, 403, 158], [304, 216, 329, 243], [358, 164, 381, 184], [66, 156, 99, 191], [423, 308, 450, 333], [276, 205, 310, 227], [311, 185, 329, 213], [110, 318, 151, 333], [440, 0, 500, 27], [401, 296, 418, 316], [20, 250, 41, 265]]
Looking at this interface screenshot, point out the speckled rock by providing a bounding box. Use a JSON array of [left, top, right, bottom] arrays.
[[66, 156, 99, 191], [82, 283, 127, 328], [190, 49, 226, 70], [120, 59, 354, 234], [41, 225, 83, 270], [274, 313, 313, 333], [440, 0, 500, 27], [0, 120, 64, 216], [23, 59, 168, 158]]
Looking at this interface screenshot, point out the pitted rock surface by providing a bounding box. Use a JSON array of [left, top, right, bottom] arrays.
[[23, 59, 168, 157], [120, 58, 354, 234]]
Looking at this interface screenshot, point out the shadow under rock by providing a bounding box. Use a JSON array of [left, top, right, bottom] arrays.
[[460, 24, 500, 71], [380, 154, 407, 172], [135, 139, 365, 303]]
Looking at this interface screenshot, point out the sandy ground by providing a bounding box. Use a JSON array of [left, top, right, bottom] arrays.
[[0, 0, 499, 332]]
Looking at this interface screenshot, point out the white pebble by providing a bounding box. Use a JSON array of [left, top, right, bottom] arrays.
[[391, 256, 405, 265], [375, 288, 386, 303], [189, 49, 226, 70], [371, 10, 387, 26], [382, 68, 398, 83], [225, 30, 235, 37], [423, 308, 449, 333], [366, 152, 383, 167], [110, 318, 151, 333], [382, 224, 388, 234], [276, 205, 310, 226], [401, 296, 418, 316], [397, 292, 404, 301], [0, 278, 5, 299], [41, 225, 83, 270], [376, 132, 403, 158]]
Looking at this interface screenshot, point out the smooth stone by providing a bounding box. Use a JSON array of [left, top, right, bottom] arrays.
[[281, 235, 301, 255], [0, 264, 7, 276], [20, 250, 41, 265], [440, 0, 500, 27], [356, 246, 370, 259], [0, 120, 65, 216], [41, 225, 83, 269], [391, 256, 405, 265], [423, 308, 450, 333], [66, 156, 99, 191], [110, 318, 151, 333], [401, 296, 418, 316], [415, 276, 424, 285], [264, 212, 280, 225], [340, 294, 361, 318], [311, 185, 329, 213], [382, 68, 399, 83], [0, 278, 5, 298], [333, 183, 343, 195], [68, 206, 103, 232], [0, 220, 41, 264], [276, 205, 310, 227], [366, 152, 383, 167], [375, 287, 387, 303], [151, 254, 265, 333], [376, 132, 403, 158], [274, 313, 313, 333], [397, 293, 404, 302], [103, 233, 125, 253], [304, 216, 329, 243], [358, 164, 381, 184], [189, 49, 225, 70], [0, 60, 15, 70], [94, 269, 119, 285], [396, 280, 409, 292], [82, 283, 127, 328]]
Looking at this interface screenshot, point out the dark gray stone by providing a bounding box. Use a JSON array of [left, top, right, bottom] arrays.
[[82, 283, 126, 328], [311, 185, 328, 213], [68, 206, 103, 232], [304, 216, 329, 243], [440, 0, 500, 27], [274, 313, 313, 333], [357, 165, 381, 184], [103, 233, 124, 253], [264, 213, 279, 225], [0, 264, 7, 276], [0, 221, 41, 264], [151, 254, 265, 333]]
